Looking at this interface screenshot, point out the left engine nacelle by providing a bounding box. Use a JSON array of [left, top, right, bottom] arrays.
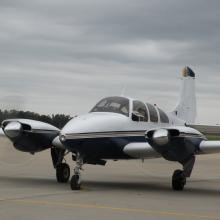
[[146, 128, 180, 146], [145, 126, 204, 162], [2, 119, 60, 153]]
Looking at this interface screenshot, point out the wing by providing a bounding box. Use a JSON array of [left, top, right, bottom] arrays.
[[187, 124, 220, 140], [123, 125, 220, 160]]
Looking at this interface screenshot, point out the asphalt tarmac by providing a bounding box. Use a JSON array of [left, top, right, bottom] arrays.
[[0, 137, 220, 220]]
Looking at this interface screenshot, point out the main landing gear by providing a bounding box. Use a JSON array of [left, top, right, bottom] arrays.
[[51, 148, 71, 183], [51, 148, 85, 189], [172, 170, 186, 191], [172, 155, 195, 191], [70, 153, 84, 190], [56, 163, 70, 183]]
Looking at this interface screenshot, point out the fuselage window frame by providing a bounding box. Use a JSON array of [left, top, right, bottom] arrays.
[[158, 107, 169, 123], [146, 103, 159, 123], [132, 100, 149, 122]]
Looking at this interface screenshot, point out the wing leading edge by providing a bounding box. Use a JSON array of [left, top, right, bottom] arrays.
[[187, 124, 220, 140]]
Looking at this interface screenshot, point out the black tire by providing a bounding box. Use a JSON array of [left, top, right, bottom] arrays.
[[56, 163, 70, 183], [70, 174, 81, 190], [172, 170, 186, 191]]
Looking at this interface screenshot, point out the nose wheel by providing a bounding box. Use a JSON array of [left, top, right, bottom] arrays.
[[70, 153, 84, 190], [71, 174, 81, 190], [56, 163, 70, 183]]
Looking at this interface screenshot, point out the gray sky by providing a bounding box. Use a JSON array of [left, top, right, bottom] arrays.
[[0, 0, 220, 124]]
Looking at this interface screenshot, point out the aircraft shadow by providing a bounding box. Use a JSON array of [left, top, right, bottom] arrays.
[[0, 176, 62, 188], [84, 179, 220, 197], [0, 175, 220, 198]]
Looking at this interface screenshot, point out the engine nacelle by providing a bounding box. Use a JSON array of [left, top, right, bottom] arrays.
[[152, 129, 170, 146], [2, 119, 60, 153], [146, 128, 180, 146], [4, 121, 23, 138], [145, 126, 204, 162]]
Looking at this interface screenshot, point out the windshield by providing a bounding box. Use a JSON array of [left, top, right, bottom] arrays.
[[90, 96, 129, 116]]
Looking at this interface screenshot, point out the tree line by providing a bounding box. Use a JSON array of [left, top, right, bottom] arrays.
[[0, 109, 72, 129]]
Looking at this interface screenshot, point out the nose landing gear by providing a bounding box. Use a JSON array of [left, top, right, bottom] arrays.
[[70, 153, 84, 190]]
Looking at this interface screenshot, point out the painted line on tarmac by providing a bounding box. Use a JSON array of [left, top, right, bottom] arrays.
[[8, 199, 220, 220], [0, 191, 72, 202]]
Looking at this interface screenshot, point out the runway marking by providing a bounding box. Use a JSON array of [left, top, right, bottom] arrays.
[[8, 199, 220, 220]]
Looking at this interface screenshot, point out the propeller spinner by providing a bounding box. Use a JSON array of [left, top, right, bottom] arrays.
[[4, 121, 23, 138]]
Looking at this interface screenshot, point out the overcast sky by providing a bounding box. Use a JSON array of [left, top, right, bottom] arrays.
[[0, 0, 220, 124]]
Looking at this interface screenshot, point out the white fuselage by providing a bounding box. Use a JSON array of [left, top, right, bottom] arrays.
[[60, 97, 186, 140], [59, 96, 202, 160]]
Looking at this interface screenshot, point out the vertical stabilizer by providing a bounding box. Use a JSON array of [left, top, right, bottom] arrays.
[[173, 67, 197, 123]]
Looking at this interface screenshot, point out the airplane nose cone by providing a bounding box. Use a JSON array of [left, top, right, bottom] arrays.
[[4, 122, 23, 138], [60, 113, 128, 141]]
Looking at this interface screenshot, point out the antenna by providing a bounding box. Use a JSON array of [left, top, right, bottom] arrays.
[[121, 85, 127, 97]]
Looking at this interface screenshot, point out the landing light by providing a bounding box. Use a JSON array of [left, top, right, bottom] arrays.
[[60, 135, 66, 142]]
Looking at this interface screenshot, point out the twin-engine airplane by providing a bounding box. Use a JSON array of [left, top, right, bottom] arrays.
[[1, 67, 220, 191]]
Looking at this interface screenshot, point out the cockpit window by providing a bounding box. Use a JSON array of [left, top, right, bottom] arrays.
[[158, 108, 169, 123], [146, 103, 158, 123], [90, 96, 129, 116], [133, 100, 148, 122]]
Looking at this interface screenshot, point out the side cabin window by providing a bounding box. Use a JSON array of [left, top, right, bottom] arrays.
[[146, 103, 158, 123], [132, 101, 148, 122], [158, 108, 169, 123]]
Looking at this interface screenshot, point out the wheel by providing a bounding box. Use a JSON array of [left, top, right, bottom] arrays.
[[56, 163, 70, 183], [172, 170, 186, 191], [70, 174, 81, 190]]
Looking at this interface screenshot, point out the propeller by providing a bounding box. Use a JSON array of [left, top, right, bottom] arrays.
[[0, 95, 34, 167]]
